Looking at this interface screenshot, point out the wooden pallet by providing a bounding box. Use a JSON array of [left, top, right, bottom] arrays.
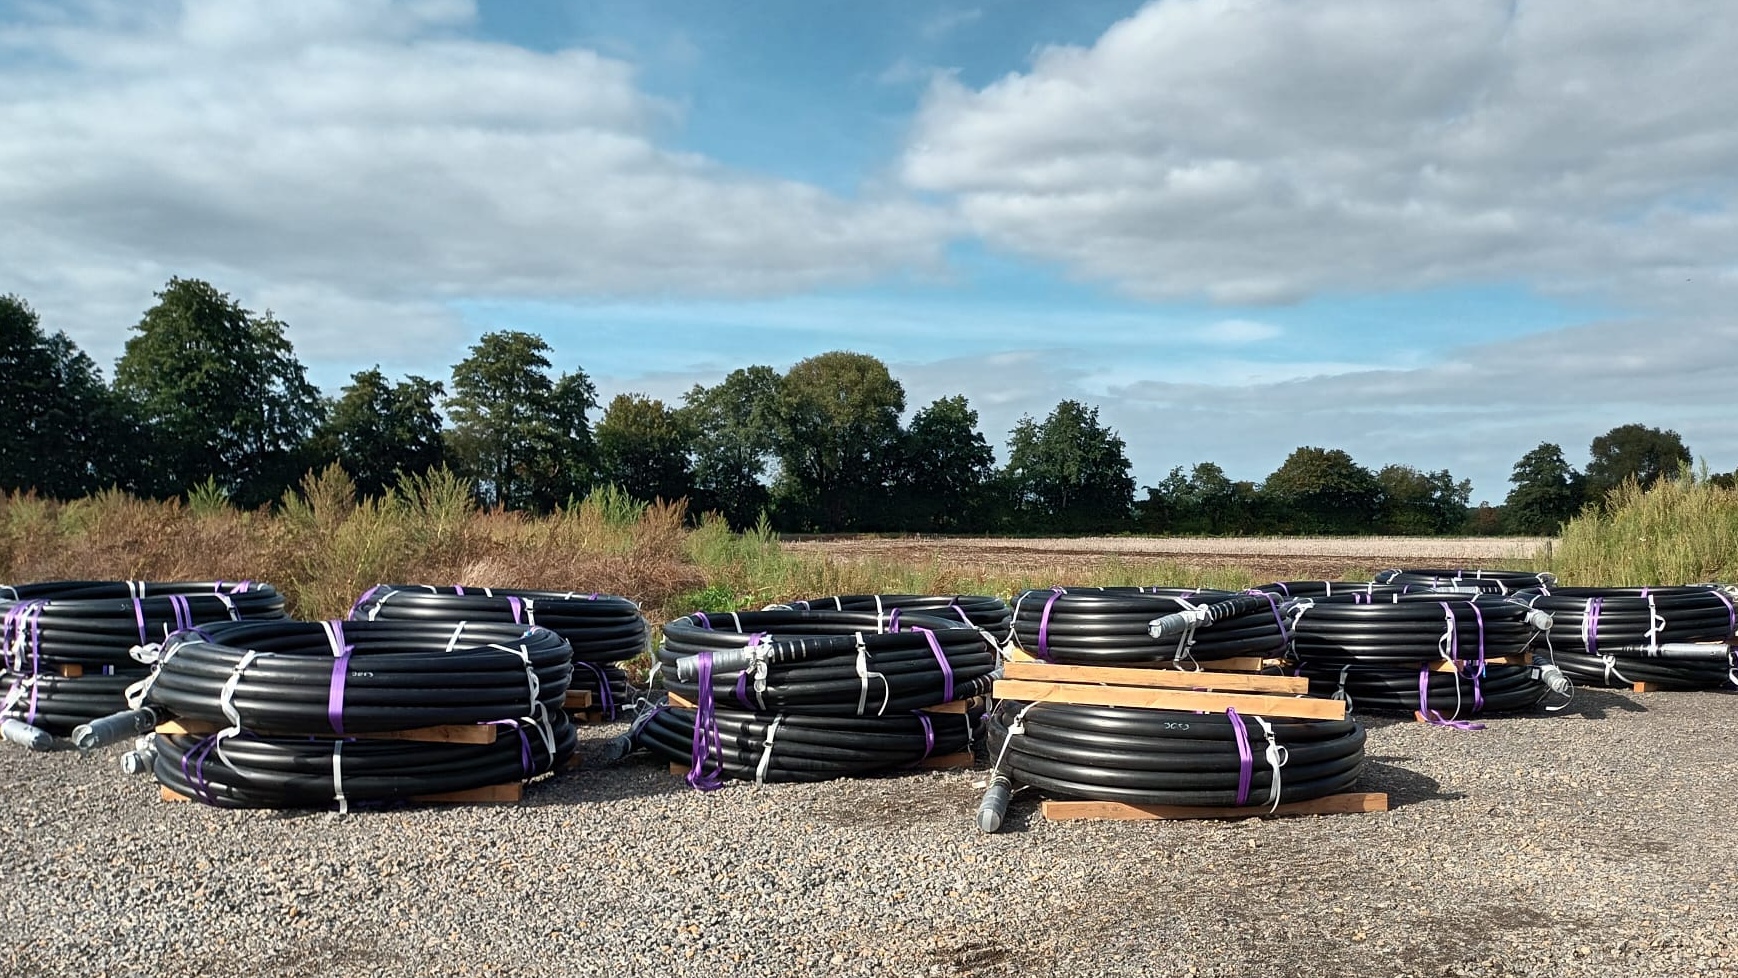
[[1041, 791, 1388, 822], [155, 718, 501, 745], [159, 782, 524, 805], [994, 659, 1344, 721]]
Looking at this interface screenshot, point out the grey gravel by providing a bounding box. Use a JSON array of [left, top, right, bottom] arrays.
[[3, 688, 1736, 978]]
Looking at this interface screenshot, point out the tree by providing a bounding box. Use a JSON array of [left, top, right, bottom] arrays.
[[1584, 424, 1692, 499], [1502, 442, 1584, 534], [1136, 462, 1255, 534], [681, 366, 782, 528], [315, 368, 447, 497], [1376, 464, 1472, 534], [770, 352, 905, 531], [0, 294, 138, 497], [595, 393, 694, 504], [895, 395, 996, 531], [113, 278, 324, 505], [1002, 400, 1136, 532], [1261, 447, 1382, 534], [445, 330, 597, 510]]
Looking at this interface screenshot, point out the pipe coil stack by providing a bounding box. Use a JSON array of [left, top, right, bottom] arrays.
[[350, 585, 647, 718], [985, 701, 1366, 808], [777, 593, 1014, 642], [1374, 568, 1556, 595], [1287, 592, 1551, 722], [1, 581, 286, 744], [1009, 587, 1289, 666], [1511, 585, 1738, 689], [137, 619, 575, 809], [636, 609, 993, 787]]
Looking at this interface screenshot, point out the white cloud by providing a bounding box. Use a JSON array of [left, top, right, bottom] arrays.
[[0, 0, 949, 363], [1199, 319, 1280, 344], [902, 0, 1738, 309]]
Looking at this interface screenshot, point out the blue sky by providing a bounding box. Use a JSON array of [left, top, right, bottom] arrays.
[[4, 0, 1737, 504]]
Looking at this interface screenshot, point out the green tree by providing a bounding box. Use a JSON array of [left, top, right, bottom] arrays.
[[1502, 442, 1584, 534], [896, 395, 996, 531], [770, 351, 905, 531], [113, 278, 324, 505], [0, 294, 138, 497], [595, 393, 694, 504], [1261, 447, 1382, 534], [314, 367, 446, 497], [1376, 464, 1472, 534], [681, 366, 782, 528], [446, 331, 596, 510], [1137, 462, 1254, 534], [1584, 423, 1692, 499], [1002, 400, 1136, 532]]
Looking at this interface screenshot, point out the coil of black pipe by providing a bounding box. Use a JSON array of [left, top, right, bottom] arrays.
[[632, 705, 972, 784], [1373, 568, 1554, 594], [1, 580, 286, 735], [1508, 585, 1735, 689], [143, 619, 572, 733], [657, 609, 996, 714], [779, 593, 1014, 637], [1255, 581, 1417, 599], [1298, 663, 1547, 716], [350, 584, 646, 717], [1008, 587, 1288, 665], [985, 700, 1365, 806], [153, 713, 577, 808]]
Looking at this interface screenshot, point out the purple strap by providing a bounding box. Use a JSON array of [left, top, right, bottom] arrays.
[[576, 662, 616, 719], [132, 598, 147, 644], [182, 733, 224, 806], [887, 608, 902, 633], [1244, 588, 1289, 655], [1226, 707, 1253, 806], [911, 627, 955, 703], [1467, 601, 1487, 711], [950, 603, 973, 627], [1585, 597, 1603, 658], [490, 720, 535, 775], [694, 612, 712, 630], [169, 594, 193, 634], [348, 585, 384, 619], [327, 621, 354, 736], [1036, 588, 1064, 662], [916, 712, 935, 761], [686, 652, 725, 791], [507, 596, 524, 624], [1418, 665, 1486, 730]]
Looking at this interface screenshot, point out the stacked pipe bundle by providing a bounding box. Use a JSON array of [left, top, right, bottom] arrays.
[[1, 581, 285, 746], [635, 609, 994, 787], [1510, 585, 1737, 689], [1009, 587, 1289, 666], [1374, 568, 1556, 595], [350, 585, 647, 718], [1287, 592, 1552, 723], [778, 593, 1014, 641], [984, 701, 1366, 809], [130, 619, 575, 809], [1256, 581, 1419, 600]]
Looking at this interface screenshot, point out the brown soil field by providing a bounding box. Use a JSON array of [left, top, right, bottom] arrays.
[[784, 535, 1553, 584]]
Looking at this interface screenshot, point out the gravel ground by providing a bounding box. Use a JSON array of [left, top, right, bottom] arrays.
[[3, 688, 1735, 978]]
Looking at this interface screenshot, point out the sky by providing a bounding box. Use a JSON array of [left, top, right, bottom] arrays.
[[4, 0, 1737, 504]]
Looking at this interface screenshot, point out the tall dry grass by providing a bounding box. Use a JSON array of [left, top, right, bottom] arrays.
[[1549, 474, 1738, 586]]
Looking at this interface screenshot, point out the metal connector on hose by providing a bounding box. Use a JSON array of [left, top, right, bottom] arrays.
[[71, 706, 164, 752]]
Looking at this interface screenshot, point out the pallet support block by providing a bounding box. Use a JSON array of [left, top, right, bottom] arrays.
[[1041, 791, 1388, 822], [563, 689, 594, 710]]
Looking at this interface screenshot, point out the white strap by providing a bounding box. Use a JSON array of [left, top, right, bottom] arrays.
[[853, 633, 889, 716], [443, 622, 468, 653], [332, 741, 348, 815], [754, 715, 783, 785], [1250, 715, 1288, 814]]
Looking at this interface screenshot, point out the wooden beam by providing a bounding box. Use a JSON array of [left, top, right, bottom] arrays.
[[1041, 791, 1388, 822], [1423, 655, 1528, 673], [992, 678, 1345, 720], [154, 718, 500, 745], [57, 664, 85, 678], [563, 689, 594, 709], [1002, 660, 1307, 694], [411, 783, 522, 804]]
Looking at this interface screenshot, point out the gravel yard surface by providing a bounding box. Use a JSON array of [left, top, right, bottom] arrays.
[[3, 688, 1735, 978]]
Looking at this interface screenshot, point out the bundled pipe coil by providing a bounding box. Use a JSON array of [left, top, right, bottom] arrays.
[[642, 609, 995, 788], [1511, 585, 1737, 690], [776, 593, 1014, 640], [1255, 581, 1418, 600], [349, 584, 647, 718], [984, 700, 1366, 808], [125, 618, 575, 809], [1, 581, 286, 738], [1373, 568, 1555, 595], [1008, 587, 1289, 666], [632, 705, 973, 786], [1286, 592, 1550, 722]]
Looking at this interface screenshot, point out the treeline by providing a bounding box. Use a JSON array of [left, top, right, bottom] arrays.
[[2, 279, 1720, 535]]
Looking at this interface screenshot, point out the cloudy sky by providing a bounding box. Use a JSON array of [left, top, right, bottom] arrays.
[[4, 0, 1736, 503]]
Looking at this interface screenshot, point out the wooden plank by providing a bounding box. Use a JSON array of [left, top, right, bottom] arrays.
[[992, 679, 1345, 721], [1423, 655, 1528, 674], [160, 787, 190, 803], [667, 692, 697, 710], [1041, 791, 1388, 822], [411, 783, 522, 804], [563, 689, 594, 709], [1003, 660, 1307, 694], [57, 664, 85, 678], [154, 719, 499, 745], [917, 751, 974, 770], [1631, 682, 1658, 693], [570, 709, 608, 725]]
